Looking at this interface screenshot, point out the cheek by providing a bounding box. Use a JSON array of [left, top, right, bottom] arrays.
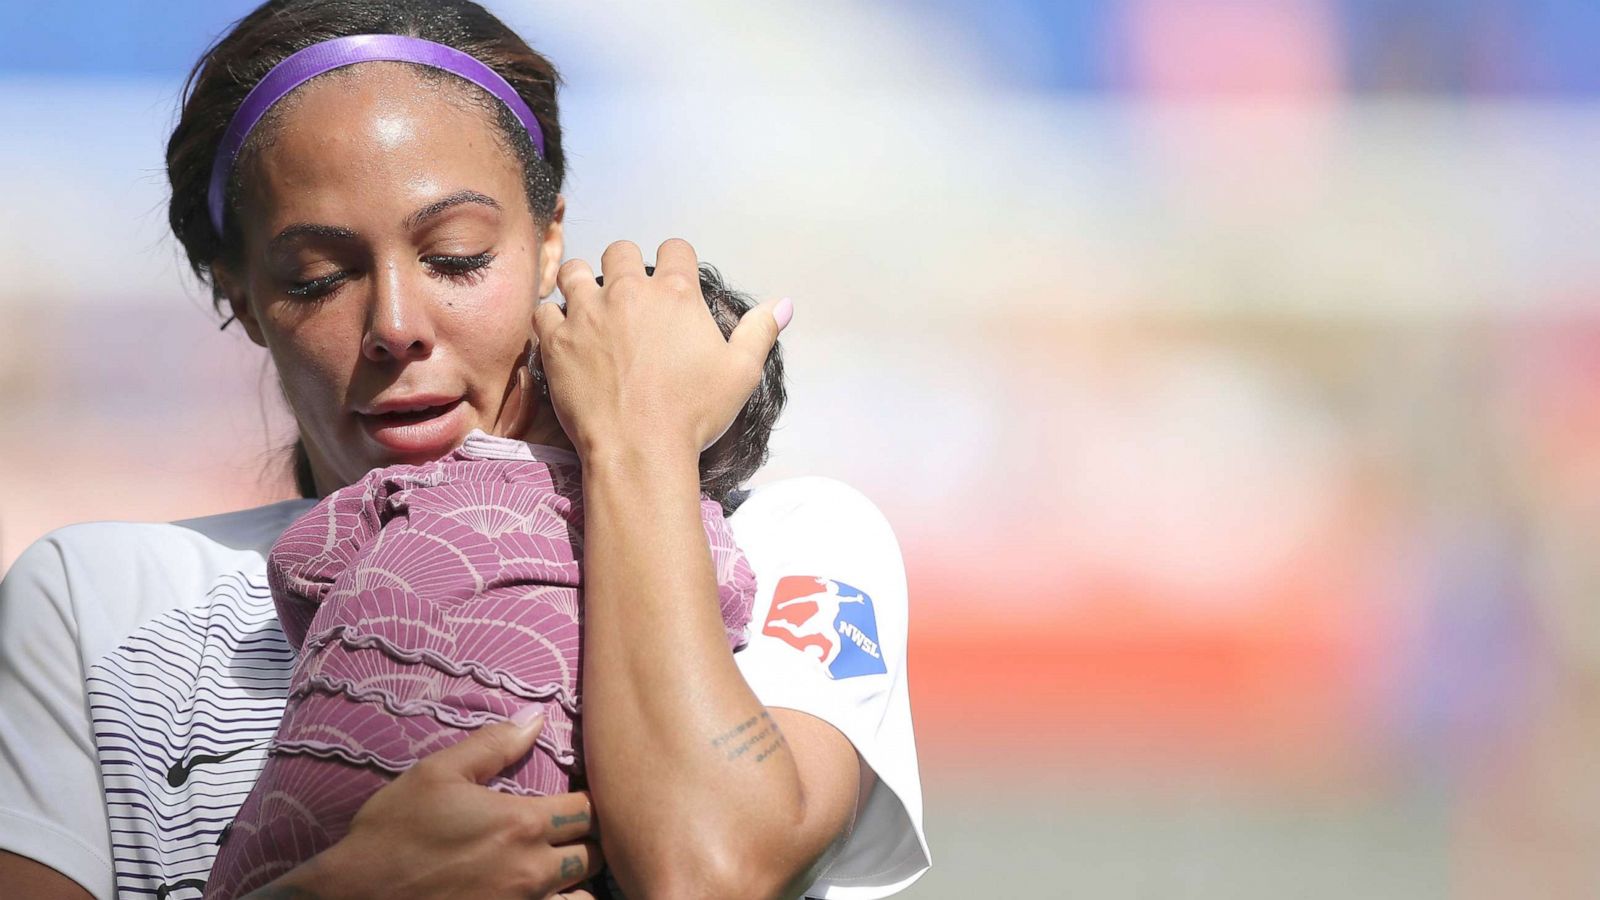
[[444, 258, 538, 366], [261, 309, 363, 413]]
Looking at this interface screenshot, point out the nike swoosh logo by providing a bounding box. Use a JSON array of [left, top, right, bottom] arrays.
[[155, 878, 206, 899], [165, 744, 256, 788]]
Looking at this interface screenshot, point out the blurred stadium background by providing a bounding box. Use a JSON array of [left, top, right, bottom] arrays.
[[3, 1, 1599, 897]]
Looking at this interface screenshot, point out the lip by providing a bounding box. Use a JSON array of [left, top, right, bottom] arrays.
[[355, 395, 470, 458]]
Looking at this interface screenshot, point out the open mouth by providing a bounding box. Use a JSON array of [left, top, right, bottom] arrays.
[[357, 398, 469, 457], [373, 403, 455, 424]]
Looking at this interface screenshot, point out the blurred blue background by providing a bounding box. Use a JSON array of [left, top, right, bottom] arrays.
[[3, 1, 1599, 897]]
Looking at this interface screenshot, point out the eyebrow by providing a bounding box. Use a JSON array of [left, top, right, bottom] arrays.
[[269, 222, 357, 250], [266, 190, 502, 251], [403, 189, 502, 230]]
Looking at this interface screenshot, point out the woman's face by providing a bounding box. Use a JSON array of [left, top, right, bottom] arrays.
[[217, 64, 563, 493]]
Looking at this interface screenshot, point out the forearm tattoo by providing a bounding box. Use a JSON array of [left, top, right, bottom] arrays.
[[710, 710, 788, 763]]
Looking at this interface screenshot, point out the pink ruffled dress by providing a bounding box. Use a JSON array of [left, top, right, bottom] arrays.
[[205, 431, 755, 898]]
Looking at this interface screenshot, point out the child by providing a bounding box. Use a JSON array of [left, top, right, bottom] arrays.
[[206, 266, 785, 898]]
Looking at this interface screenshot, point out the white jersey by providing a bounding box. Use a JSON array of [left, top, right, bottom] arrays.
[[0, 476, 928, 899]]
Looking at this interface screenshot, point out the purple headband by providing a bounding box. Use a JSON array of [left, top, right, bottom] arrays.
[[206, 34, 546, 235]]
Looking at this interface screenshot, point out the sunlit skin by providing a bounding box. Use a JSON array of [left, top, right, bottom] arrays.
[[199, 62, 859, 900], [214, 63, 566, 496]]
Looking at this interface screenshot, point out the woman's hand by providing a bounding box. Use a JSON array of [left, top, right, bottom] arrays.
[[532, 238, 789, 462], [243, 715, 601, 900]]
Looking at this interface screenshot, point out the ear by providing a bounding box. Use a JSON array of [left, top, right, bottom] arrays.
[[536, 195, 566, 301], [212, 263, 267, 347]]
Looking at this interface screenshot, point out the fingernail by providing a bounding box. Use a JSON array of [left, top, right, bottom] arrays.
[[511, 705, 545, 729], [773, 297, 794, 332]]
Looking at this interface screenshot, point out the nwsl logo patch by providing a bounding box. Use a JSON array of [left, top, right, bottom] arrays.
[[761, 576, 887, 679]]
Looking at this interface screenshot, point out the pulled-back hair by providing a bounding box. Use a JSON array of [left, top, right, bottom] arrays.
[[168, 0, 783, 508], [167, 0, 564, 304]]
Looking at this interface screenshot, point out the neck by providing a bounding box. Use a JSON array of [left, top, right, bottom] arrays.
[[520, 406, 575, 452]]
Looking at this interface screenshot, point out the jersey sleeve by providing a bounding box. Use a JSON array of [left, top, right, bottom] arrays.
[[0, 535, 116, 899], [730, 477, 930, 898]]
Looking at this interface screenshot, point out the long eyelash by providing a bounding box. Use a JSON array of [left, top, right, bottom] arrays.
[[425, 252, 496, 285], [283, 253, 494, 299], [286, 272, 346, 299]]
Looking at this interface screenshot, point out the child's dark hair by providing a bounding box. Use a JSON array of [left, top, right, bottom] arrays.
[[694, 264, 787, 512]]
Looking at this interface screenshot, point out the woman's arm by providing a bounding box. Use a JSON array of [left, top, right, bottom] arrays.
[[0, 853, 94, 900], [536, 239, 857, 898], [0, 535, 115, 899], [580, 446, 864, 898]]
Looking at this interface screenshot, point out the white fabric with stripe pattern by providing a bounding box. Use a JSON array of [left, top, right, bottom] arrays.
[[0, 478, 928, 898]]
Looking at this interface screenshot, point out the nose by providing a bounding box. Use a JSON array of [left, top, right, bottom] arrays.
[[361, 261, 435, 362]]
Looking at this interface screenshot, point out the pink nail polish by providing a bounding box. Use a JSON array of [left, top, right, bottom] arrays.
[[773, 297, 794, 331], [511, 705, 545, 728]]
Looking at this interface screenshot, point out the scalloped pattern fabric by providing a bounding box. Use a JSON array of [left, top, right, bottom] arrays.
[[205, 434, 755, 899]]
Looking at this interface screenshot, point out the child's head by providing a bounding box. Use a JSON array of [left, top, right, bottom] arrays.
[[694, 264, 787, 512], [527, 262, 785, 511]]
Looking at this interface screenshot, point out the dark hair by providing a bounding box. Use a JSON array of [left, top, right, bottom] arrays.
[[166, 0, 564, 301], [694, 265, 787, 514]]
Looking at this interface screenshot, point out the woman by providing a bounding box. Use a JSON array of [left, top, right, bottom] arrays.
[[0, 1, 928, 899]]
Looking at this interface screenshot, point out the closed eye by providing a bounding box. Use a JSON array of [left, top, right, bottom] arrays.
[[285, 270, 348, 299], [282, 252, 493, 299], [425, 252, 495, 284]]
